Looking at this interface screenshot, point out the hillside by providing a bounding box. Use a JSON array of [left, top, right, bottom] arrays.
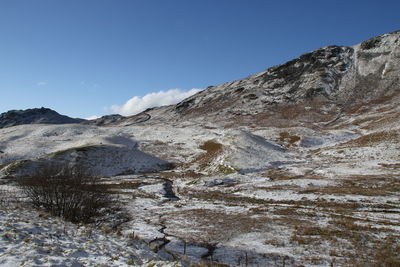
[[0, 31, 399, 266], [118, 30, 400, 128]]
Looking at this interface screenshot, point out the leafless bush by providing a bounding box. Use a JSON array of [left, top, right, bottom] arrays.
[[0, 188, 15, 208], [17, 164, 114, 223]]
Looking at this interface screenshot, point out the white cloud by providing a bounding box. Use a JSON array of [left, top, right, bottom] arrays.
[[36, 81, 48, 86], [85, 115, 100, 120], [111, 88, 202, 116]]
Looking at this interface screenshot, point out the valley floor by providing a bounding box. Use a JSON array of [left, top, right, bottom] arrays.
[[1, 98, 400, 266]]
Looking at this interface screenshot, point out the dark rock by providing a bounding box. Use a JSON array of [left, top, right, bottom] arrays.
[[175, 98, 195, 112]]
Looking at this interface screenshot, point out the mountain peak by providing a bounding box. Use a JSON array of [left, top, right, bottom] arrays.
[[0, 107, 84, 129], [124, 30, 399, 128]]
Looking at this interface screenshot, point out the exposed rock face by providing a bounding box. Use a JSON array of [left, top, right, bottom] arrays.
[[338, 31, 400, 104], [0, 108, 84, 129]]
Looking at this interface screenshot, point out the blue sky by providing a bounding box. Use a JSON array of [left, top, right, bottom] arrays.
[[0, 0, 399, 118]]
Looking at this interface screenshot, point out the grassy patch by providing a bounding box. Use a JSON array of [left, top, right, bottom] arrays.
[[277, 131, 301, 147], [263, 168, 314, 180], [342, 130, 399, 147], [158, 170, 204, 179], [289, 217, 397, 265], [379, 163, 400, 169], [178, 188, 376, 211], [199, 140, 223, 154], [165, 209, 271, 244], [300, 176, 400, 196], [186, 140, 230, 174]]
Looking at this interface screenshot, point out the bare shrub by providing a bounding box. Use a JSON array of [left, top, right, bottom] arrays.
[[0, 188, 16, 208], [17, 164, 114, 223]]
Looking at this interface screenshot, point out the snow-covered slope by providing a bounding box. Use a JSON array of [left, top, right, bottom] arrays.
[[118, 31, 400, 128], [0, 197, 178, 266], [0, 124, 171, 177], [0, 30, 399, 266]]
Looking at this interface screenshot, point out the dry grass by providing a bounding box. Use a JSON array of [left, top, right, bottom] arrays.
[[190, 263, 230, 267], [179, 188, 268, 206], [221, 97, 339, 128], [174, 174, 399, 266], [191, 140, 225, 172], [300, 176, 400, 196], [257, 184, 302, 191], [272, 206, 304, 216], [178, 187, 382, 212], [277, 131, 301, 147], [158, 170, 204, 179], [379, 163, 400, 169], [165, 209, 272, 244], [175, 140, 226, 174], [362, 112, 400, 130], [288, 214, 400, 266], [346, 103, 371, 115], [345, 95, 394, 114], [262, 168, 310, 180], [342, 130, 399, 147], [199, 140, 223, 154], [371, 235, 400, 267], [351, 116, 378, 126]]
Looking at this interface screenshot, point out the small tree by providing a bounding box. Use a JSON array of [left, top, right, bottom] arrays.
[[17, 164, 113, 223]]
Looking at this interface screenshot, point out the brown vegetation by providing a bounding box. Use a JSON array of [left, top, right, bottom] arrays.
[[17, 164, 116, 223], [300, 176, 400, 196], [343, 130, 399, 147], [277, 131, 301, 147]]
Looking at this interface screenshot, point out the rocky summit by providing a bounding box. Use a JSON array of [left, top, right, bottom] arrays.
[[0, 107, 84, 129], [0, 31, 399, 266]]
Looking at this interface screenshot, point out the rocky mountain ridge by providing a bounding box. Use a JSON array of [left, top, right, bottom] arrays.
[[0, 107, 84, 129], [1, 31, 399, 129], [0, 108, 128, 129], [117, 30, 399, 128], [180, 30, 399, 110]]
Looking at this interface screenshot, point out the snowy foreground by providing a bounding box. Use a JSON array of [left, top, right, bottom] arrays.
[[0, 195, 179, 267]]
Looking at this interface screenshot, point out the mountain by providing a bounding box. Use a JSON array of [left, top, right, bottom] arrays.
[[2, 31, 399, 130], [119, 30, 400, 128], [0, 107, 84, 129], [0, 31, 399, 266]]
